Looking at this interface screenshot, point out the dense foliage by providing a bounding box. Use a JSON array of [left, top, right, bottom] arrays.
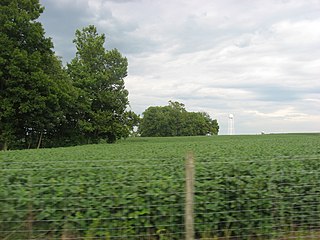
[[0, 1, 135, 150], [0, 0, 63, 150], [1, 134, 320, 239], [67, 25, 133, 144], [139, 101, 219, 137]]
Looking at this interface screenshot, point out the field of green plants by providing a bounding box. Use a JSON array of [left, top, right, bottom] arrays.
[[1, 134, 320, 239]]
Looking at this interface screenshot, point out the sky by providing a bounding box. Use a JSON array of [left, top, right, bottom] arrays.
[[39, 0, 320, 135]]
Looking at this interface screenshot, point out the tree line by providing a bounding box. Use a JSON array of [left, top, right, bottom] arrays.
[[0, 0, 219, 150], [139, 101, 219, 137], [0, 0, 139, 150]]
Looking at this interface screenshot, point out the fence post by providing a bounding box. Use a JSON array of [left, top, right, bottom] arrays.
[[185, 152, 195, 240]]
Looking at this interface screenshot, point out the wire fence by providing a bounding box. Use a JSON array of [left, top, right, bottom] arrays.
[[1, 154, 320, 239]]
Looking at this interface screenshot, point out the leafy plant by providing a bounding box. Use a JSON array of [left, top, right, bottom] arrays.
[[1, 134, 320, 239]]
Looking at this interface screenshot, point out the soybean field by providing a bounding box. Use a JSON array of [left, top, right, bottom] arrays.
[[1, 134, 320, 239]]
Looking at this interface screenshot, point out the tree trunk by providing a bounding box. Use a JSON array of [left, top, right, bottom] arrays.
[[37, 132, 43, 149], [2, 141, 8, 151]]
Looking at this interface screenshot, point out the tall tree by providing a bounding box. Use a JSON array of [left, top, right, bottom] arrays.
[[67, 25, 130, 143], [0, 0, 65, 150]]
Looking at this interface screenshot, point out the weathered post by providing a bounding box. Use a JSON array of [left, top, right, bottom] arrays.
[[185, 152, 195, 240], [27, 176, 34, 239]]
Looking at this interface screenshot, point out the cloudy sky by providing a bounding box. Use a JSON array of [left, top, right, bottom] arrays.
[[39, 0, 320, 134]]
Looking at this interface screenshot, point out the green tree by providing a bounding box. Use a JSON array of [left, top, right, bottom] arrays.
[[123, 110, 140, 136], [139, 101, 219, 137], [0, 0, 66, 150], [139, 106, 177, 137], [67, 25, 130, 143], [42, 57, 85, 147]]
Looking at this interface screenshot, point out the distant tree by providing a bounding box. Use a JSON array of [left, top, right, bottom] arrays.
[[67, 25, 130, 143], [211, 119, 219, 135], [139, 101, 219, 137], [139, 106, 166, 137], [168, 100, 186, 112], [124, 110, 140, 136], [0, 0, 68, 150]]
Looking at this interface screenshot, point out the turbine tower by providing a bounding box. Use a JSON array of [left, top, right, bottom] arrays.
[[228, 114, 235, 135]]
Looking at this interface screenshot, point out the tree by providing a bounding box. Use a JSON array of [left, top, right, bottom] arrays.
[[139, 101, 219, 137], [139, 106, 172, 137], [67, 25, 130, 143], [42, 57, 85, 148], [123, 110, 140, 136], [0, 0, 66, 150]]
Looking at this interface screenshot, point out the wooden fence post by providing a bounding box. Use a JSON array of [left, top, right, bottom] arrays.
[[185, 152, 195, 240]]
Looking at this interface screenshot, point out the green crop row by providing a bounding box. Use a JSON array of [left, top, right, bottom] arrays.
[[1, 134, 320, 239]]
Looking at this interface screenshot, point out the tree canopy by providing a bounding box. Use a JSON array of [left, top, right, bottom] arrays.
[[139, 101, 219, 137], [67, 25, 131, 143], [0, 1, 136, 150], [0, 0, 69, 150]]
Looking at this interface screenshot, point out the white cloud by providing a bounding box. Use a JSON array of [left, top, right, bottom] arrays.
[[40, 0, 320, 134], [246, 107, 308, 119]]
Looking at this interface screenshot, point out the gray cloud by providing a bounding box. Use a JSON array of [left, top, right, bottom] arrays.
[[39, 1, 93, 61], [39, 0, 320, 134]]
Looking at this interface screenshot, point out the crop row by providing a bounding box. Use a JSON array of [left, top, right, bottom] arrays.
[[1, 135, 320, 239]]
